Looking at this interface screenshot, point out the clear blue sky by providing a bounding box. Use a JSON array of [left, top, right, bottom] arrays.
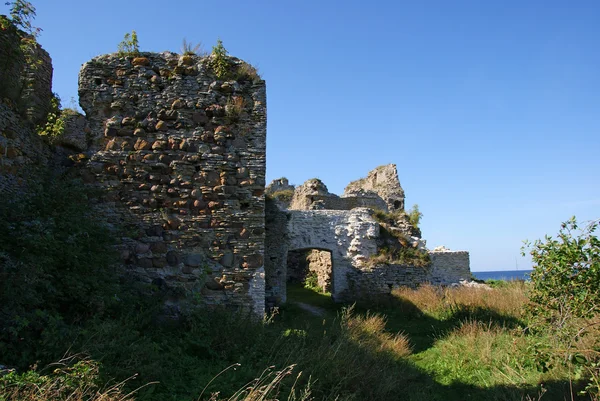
[[5, 0, 598, 271]]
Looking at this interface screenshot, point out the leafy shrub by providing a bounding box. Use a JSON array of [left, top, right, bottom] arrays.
[[36, 94, 79, 142], [0, 174, 120, 368], [303, 271, 320, 292], [209, 39, 230, 79], [117, 30, 139, 57], [407, 204, 422, 228], [1, 1, 42, 72], [268, 189, 294, 204], [523, 217, 600, 398], [0, 357, 136, 401], [366, 246, 430, 268]]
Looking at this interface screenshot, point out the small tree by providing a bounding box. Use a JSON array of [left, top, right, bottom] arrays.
[[2, 0, 40, 37], [523, 217, 600, 327], [210, 38, 230, 79], [523, 217, 600, 397], [1, 1, 42, 71], [117, 30, 139, 57], [407, 204, 422, 228]]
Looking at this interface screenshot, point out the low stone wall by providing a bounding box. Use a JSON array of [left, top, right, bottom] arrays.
[[347, 264, 429, 296], [427, 250, 471, 284]]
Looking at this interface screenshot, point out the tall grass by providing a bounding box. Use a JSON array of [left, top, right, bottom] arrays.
[[392, 282, 528, 320]]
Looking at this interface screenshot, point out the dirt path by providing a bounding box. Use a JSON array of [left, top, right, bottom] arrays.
[[293, 302, 327, 317]]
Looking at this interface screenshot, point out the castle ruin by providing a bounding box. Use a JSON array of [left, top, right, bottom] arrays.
[[0, 26, 470, 317]]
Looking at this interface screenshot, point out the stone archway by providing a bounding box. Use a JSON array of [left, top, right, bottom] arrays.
[[286, 208, 380, 301], [287, 248, 333, 293]]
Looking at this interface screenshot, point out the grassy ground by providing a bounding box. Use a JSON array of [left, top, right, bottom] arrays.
[[1, 279, 594, 400]]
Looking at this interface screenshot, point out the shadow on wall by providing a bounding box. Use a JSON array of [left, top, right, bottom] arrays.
[[287, 248, 333, 294]]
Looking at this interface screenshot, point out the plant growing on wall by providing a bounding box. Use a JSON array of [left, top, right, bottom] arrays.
[[117, 30, 140, 57], [407, 204, 423, 228], [1, 1, 42, 71], [209, 38, 230, 79], [181, 38, 204, 56]]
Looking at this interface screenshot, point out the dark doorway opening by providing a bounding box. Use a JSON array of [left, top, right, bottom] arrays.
[[287, 248, 333, 294]]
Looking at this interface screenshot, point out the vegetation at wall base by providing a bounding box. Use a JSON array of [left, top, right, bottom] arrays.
[[3, 179, 596, 400]]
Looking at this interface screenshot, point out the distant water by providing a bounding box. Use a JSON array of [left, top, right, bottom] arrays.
[[472, 269, 533, 281]]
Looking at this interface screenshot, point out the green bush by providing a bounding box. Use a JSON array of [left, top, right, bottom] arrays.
[[117, 30, 139, 57], [407, 204, 423, 228], [0, 174, 120, 368], [209, 39, 230, 79], [523, 217, 600, 397]]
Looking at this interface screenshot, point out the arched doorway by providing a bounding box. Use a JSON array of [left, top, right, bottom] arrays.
[[287, 248, 333, 294]]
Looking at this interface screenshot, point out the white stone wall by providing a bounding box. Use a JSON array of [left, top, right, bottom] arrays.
[[287, 208, 379, 300]]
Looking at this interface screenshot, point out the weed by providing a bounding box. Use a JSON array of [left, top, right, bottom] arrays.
[[117, 30, 139, 57], [181, 38, 205, 56], [235, 62, 261, 83], [210, 39, 230, 79], [268, 189, 294, 204], [225, 96, 245, 123]]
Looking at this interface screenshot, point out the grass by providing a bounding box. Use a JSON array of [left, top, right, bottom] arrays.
[[2, 280, 596, 401], [0, 175, 596, 400]]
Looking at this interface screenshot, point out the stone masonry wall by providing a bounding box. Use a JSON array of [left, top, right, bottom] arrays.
[[289, 178, 388, 212], [265, 198, 288, 305], [0, 20, 52, 195], [287, 208, 380, 301], [344, 164, 405, 211], [78, 52, 266, 315], [427, 250, 471, 284]]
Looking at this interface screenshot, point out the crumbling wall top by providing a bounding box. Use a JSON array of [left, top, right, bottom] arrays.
[[343, 164, 405, 211]]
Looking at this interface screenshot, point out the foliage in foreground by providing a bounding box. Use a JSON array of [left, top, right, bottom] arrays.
[[0, 173, 120, 368], [523, 217, 600, 397], [0, 172, 597, 400]]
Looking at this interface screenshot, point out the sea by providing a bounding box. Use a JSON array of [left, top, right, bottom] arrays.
[[472, 269, 533, 281]]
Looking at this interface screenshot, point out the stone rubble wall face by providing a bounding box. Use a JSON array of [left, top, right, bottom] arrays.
[[346, 264, 430, 295], [343, 164, 406, 211], [345, 251, 471, 297], [0, 23, 52, 195], [427, 250, 471, 284], [264, 199, 289, 305], [78, 53, 266, 315], [287, 208, 379, 301], [306, 249, 333, 292]]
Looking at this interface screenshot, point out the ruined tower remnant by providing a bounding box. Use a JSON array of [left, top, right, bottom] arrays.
[[265, 164, 471, 305], [78, 52, 267, 315]]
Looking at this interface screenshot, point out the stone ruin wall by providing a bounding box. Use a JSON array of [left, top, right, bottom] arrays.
[[265, 198, 289, 306], [0, 21, 53, 195], [288, 178, 388, 212], [77, 52, 267, 315], [287, 249, 332, 292], [0, 21, 471, 314], [265, 165, 472, 303], [427, 250, 471, 284]]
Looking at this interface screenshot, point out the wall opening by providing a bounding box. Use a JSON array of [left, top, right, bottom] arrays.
[[287, 248, 333, 294]]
